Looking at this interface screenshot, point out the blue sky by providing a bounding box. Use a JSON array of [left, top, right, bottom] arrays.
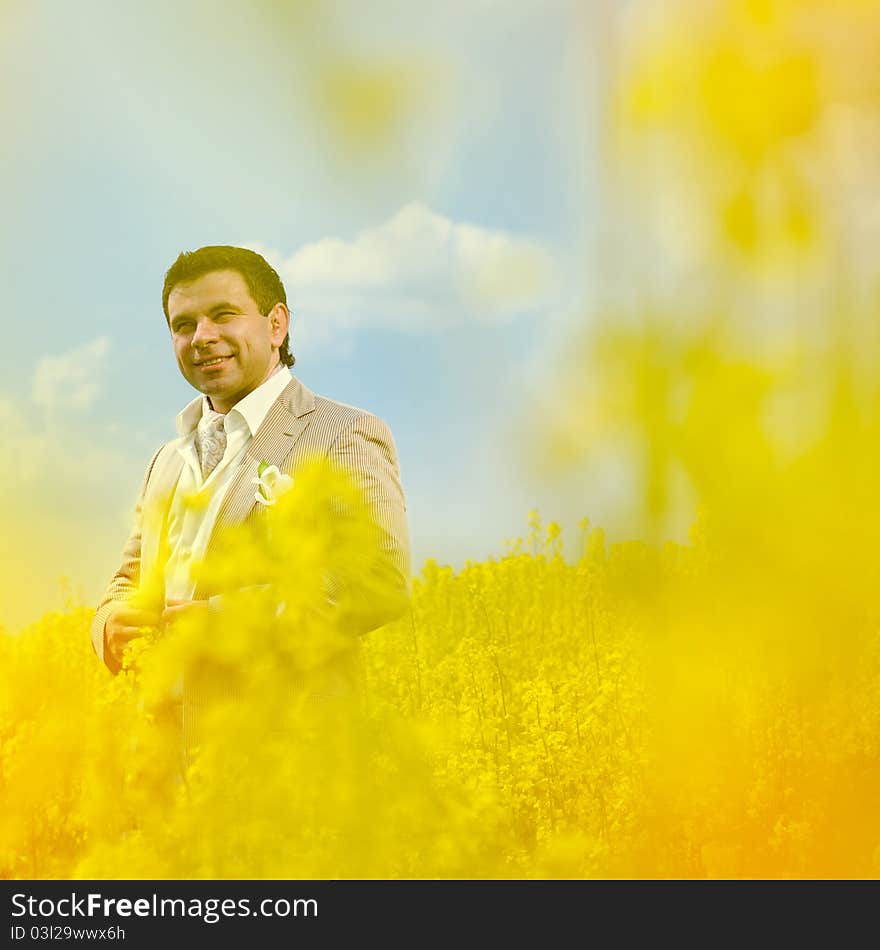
[[0, 0, 611, 629]]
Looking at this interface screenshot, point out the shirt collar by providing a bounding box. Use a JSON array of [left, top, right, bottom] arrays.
[[175, 363, 292, 438]]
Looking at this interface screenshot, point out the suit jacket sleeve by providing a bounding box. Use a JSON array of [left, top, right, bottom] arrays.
[[89, 447, 163, 669], [324, 412, 411, 634]]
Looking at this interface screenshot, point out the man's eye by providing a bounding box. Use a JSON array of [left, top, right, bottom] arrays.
[[173, 322, 194, 333]]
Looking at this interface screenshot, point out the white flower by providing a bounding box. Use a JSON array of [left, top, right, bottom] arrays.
[[252, 462, 294, 506]]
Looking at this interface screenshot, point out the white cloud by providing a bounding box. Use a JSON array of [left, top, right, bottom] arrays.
[[248, 202, 559, 346], [32, 336, 111, 413]]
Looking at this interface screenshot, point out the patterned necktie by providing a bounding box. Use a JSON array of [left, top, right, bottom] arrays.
[[196, 410, 227, 479]]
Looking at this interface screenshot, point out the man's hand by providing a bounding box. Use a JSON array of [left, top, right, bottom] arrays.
[[162, 599, 210, 628], [103, 606, 161, 674]]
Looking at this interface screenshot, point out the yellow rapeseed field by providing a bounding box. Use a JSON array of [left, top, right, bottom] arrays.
[[1, 454, 878, 879]]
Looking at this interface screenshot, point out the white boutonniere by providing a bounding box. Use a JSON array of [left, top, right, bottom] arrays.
[[252, 460, 294, 506]]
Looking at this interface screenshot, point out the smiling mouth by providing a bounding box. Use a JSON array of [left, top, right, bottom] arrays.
[[194, 356, 232, 367]]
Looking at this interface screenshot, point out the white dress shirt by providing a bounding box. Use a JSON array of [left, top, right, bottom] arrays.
[[164, 364, 292, 603]]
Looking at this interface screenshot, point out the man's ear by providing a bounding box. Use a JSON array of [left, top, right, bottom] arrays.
[[268, 303, 290, 345]]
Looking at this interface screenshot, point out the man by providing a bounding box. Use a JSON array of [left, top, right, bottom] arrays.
[[90, 245, 410, 732]]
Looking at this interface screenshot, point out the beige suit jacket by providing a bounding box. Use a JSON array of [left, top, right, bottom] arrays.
[[90, 374, 411, 697]]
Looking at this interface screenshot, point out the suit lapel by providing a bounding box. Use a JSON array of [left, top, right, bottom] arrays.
[[195, 377, 316, 592], [140, 444, 185, 602]]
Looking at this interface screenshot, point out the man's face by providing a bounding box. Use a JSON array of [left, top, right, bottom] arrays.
[[167, 269, 289, 413]]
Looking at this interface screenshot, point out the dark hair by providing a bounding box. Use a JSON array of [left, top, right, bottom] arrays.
[[162, 245, 295, 367]]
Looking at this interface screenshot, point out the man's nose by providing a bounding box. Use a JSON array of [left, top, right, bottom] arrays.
[[191, 318, 219, 347]]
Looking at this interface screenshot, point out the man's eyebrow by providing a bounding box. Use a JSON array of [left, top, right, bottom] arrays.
[[170, 302, 244, 323]]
